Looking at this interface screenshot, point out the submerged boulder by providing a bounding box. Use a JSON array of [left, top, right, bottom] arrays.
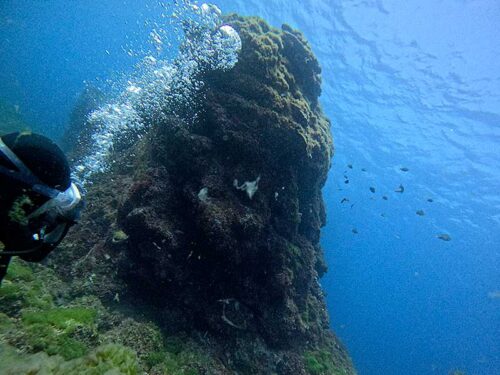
[[52, 14, 355, 375]]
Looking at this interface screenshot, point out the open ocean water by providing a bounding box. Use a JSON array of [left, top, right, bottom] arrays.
[[1, 1, 499, 374]]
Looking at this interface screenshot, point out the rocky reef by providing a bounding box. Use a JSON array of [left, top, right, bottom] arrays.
[[0, 14, 355, 375]]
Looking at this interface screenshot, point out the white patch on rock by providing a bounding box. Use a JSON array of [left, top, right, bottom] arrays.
[[198, 187, 210, 203], [234, 176, 261, 199]]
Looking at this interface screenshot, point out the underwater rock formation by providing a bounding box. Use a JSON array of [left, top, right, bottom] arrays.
[[115, 14, 351, 370], [1, 14, 355, 375]]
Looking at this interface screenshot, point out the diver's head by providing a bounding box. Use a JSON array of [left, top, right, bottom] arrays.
[[0, 132, 82, 255], [1, 132, 71, 190]]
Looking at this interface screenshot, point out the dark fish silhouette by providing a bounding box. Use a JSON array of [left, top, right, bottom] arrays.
[[369, 187, 376, 193], [347, 164, 353, 169], [437, 233, 451, 241], [416, 210, 425, 216], [344, 180, 349, 184], [361, 168, 367, 172], [427, 198, 433, 202], [352, 228, 358, 234], [400, 167, 409, 172], [341, 198, 349, 203], [382, 196, 388, 200], [395, 184, 404, 193]]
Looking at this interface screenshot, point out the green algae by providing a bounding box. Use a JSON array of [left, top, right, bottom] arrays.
[[0, 312, 14, 330], [0, 259, 57, 315], [8, 195, 34, 226], [0, 343, 140, 375], [0, 260, 96, 360], [143, 336, 218, 374], [0, 259, 213, 373], [101, 318, 165, 363], [22, 322, 89, 360], [4, 259, 35, 282], [20, 307, 98, 359], [152, 347, 213, 375], [112, 229, 129, 243], [22, 307, 97, 328], [304, 349, 349, 375]]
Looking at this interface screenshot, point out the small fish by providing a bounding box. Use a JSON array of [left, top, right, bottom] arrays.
[[381, 213, 386, 217], [382, 196, 388, 200], [437, 233, 451, 241], [427, 198, 433, 203], [369, 187, 376, 193], [347, 164, 353, 169], [400, 167, 409, 172], [343, 175, 348, 179], [350, 203, 355, 209], [344, 179, 349, 184], [352, 228, 358, 234], [361, 168, 367, 172], [416, 210, 425, 216], [395, 184, 404, 193], [487, 291, 500, 299], [341, 198, 349, 203]]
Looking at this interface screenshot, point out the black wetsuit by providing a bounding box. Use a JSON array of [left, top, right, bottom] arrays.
[[0, 132, 72, 284]]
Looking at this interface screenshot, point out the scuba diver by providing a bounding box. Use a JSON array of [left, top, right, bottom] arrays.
[[0, 131, 83, 285]]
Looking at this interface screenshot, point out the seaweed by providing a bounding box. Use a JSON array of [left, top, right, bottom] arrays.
[[304, 349, 351, 375], [0, 343, 140, 375]]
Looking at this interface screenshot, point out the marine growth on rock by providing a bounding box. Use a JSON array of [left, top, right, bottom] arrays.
[[2, 12, 356, 375]]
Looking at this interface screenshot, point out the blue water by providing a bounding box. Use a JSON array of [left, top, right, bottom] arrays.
[[1, 1, 499, 374]]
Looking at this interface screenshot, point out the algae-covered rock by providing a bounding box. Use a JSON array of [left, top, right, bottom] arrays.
[[0, 343, 140, 375], [0, 259, 66, 317], [101, 318, 164, 361], [0, 259, 167, 373], [20, 307, 98, 360], [40, 14, 354, 375]]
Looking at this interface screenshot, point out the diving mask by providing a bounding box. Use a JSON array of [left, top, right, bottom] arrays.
[[28, 182, 82, 222], [0, 137, 82, 227]]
